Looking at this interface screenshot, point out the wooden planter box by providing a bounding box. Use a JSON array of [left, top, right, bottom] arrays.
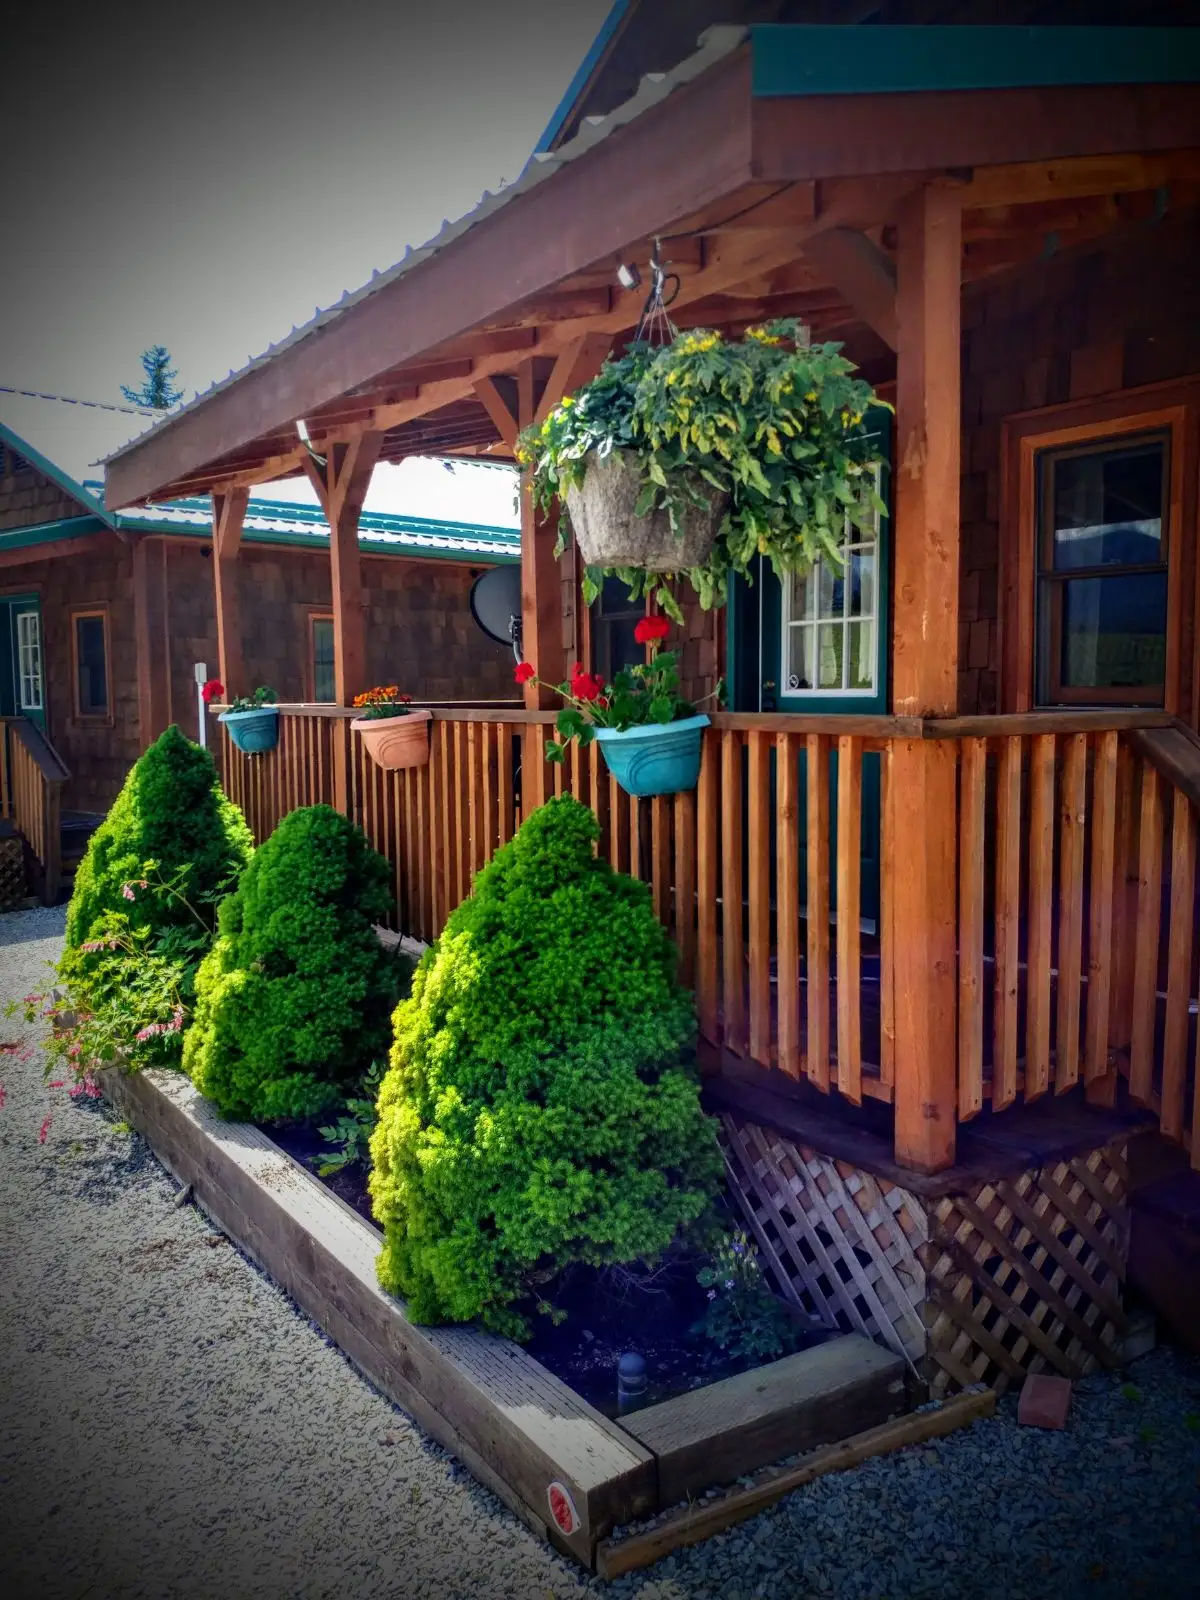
[[100, 1066, 907, 1569]]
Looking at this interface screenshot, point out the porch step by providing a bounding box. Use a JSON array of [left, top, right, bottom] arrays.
[[1128, 1165, 1200, 1358]]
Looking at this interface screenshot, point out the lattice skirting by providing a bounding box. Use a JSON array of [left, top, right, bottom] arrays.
[[0, 834, 27, 911], [720, 1114, 1131, 1397]]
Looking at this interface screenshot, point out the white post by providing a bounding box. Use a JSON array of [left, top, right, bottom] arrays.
[[194, 662, 209, 748]]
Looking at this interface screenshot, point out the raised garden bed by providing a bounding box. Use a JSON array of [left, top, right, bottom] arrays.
[[100, 1065, 909, 1570]]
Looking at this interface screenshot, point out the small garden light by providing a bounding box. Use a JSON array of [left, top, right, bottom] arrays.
[[616, 262, 641, 291]]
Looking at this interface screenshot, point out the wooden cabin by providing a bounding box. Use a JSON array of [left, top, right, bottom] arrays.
[[0, 389, 519, 897], [101, 13, 1200, 1388]]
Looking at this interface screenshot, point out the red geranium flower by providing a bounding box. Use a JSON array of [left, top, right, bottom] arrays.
[[571, 669, 605, 703], [634, 616, 671, 645], [201, 679, 225, 704], [514, 662, 536, 684]]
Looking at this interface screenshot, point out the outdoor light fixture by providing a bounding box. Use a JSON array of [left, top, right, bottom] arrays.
[[616, 262, 641, 291], [295, 418, 312, 444]]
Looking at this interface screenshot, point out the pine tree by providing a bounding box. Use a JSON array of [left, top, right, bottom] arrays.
[[121, 346, 182, 409]]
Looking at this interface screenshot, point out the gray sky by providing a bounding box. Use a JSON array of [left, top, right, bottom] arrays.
[[1, 0, 611, 407]]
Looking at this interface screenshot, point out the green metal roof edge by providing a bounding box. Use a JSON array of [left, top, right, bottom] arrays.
[[751, 24, 1200, 97], [120, 518, 519, 564], [0, 421, 111, 523], [0, 514, 109, 551]]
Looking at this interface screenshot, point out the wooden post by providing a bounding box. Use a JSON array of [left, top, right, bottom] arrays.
[[517, 361, 567, 712], [211, 488, 248, 699], [304, 433, 384, 811], [890, 181, 963, 1175], [132, 535, 170, 749]]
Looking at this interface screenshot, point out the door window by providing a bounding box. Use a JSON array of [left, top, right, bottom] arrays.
[[16, 609, 43, 712], [1035, 432, 1168, 705], [781, 480, 881, 698]]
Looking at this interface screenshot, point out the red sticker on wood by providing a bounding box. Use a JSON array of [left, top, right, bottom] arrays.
[[547, 1481, 579, 1536]]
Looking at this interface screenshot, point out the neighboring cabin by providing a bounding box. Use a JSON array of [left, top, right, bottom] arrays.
[[0, 388, 519, 844]]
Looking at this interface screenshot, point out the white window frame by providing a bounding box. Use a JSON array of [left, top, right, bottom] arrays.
[[16, 609, 43, 712], [780, 479, 882, 699]]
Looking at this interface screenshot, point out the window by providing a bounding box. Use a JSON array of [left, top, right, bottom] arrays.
[[589, 577, 644, 683], [16, 609, 43, 712], [781, 479, 880, 696], [310, 614, 335, 702], [1035, 432, 1169, 706], [72, 610, 110, 718]]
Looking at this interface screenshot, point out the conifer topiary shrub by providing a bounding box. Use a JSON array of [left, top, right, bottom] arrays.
[[369, 794, 723, 1338], [57, 725, 253, 1064], [184, 804, 403, 1123]]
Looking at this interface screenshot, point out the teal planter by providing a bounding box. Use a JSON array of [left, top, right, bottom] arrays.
[[218, 707, 279, 754], [592, 714, 709, 799]]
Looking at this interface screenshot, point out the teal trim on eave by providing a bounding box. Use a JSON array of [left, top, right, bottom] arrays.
[[0, 423, 109, 522], [0, 515, 108, 551], [751, 25, 1200, 98], [532, 0, 634, 155]]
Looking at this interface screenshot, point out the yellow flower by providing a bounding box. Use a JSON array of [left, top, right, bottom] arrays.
[[805, 391, 818, 402]]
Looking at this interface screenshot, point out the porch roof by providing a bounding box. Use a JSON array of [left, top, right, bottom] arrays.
[[0, 388, 518, 564], [102, 23, 1200, 511]]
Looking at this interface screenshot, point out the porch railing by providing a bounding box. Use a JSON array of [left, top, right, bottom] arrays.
[[215, 704, 1198, 1172], [1, 716, 68, 903]]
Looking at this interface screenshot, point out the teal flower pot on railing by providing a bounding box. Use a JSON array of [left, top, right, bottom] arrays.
[[218, 707, 280, 754], [592, 714, 709, 799]]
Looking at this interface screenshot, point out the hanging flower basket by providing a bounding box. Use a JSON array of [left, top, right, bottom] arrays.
[[351, 709, 431, 771], [218, 707, 279, 754], [564, 451, 728, 573], [592, 713, 709, 799]]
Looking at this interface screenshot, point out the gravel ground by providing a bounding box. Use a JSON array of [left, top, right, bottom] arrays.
[[2, 904, 1199, 1600]]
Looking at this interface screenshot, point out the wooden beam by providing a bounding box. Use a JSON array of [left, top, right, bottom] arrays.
[[959, 148, 1200, 211], [801, 228, 897, 349], [472, 377, 520, 451], [535, 333, 613, 426], [131, 536, 170, 750], [890, 181, 963, 1177], [211, 488, 248, 698], [314, 433, 384, 707]]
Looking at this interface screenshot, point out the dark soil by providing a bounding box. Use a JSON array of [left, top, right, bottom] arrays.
[[271, 1124, 835, 1417]]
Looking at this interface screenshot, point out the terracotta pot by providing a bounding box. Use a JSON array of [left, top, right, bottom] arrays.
[[351, 709, 432, 771], [564, 450, 728, 572]]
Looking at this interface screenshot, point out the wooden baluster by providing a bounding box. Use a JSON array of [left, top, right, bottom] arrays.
[[589, 741, 605, 847], [473, 720, 486, 883], [1105, 740, 1139, 1102], [878, 750, 896, 1091], [453, 721, 468, 906], [1025, 734, 1056, 1101], [628, 794, 642, 880], [1084, 730, 1120, 1092], [696, 728, 720, 1050], [608, 771, 628, 873], [993, 735, 1022, 1112], [1056, 733, 1088, 1093], [1162, 790, 1197, 1143], [721, 730, 746, 1056], [436, 720, 452, 927], [957, 736, 987, 1119], [776, 731, 801, 1081], [651, 794, 670, 928], [497, 723, 514, 847], [674, 786, 696, 988], [836, 736, 862, 1104], [1129, 764, 1163, 1105], [806, 734, 831, 1092], [747, 732, 772, 1067]]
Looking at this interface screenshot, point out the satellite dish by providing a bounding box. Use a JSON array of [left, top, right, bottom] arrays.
[[470, 565, 523, 659]]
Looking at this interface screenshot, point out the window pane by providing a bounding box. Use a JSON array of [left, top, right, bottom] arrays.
[[312, 618, 336, 702], [598, 575, 642, 617], [848, 622, 876, 691], [16, 611, 42, 711], [787, 625, 815, 691], [1050, 439, 1164, 571], [76, 615, 108, 714], [848, 549, 875, 619], [1060, 573, 1168, 690], [816, 623, 844, 690]]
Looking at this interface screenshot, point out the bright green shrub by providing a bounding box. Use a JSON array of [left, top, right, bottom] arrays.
[[58, 725, 253, 1062], [369, 794, 723, 1337], [184, 804, 403, 1123]]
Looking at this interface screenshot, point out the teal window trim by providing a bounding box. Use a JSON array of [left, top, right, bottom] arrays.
[[751, 26, 1200, 98]]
